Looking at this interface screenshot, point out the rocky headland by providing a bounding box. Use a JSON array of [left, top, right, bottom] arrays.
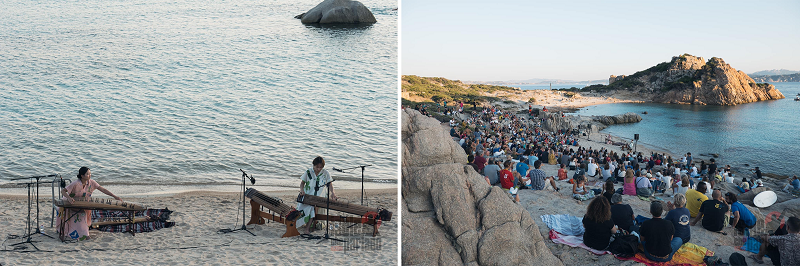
[[594, 54, 785, 105]]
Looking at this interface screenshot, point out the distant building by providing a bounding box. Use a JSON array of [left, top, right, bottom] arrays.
[[609, 75, 627, 84]]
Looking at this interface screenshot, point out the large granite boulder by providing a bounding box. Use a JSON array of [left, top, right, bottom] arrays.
[[540, 111, 641, 133], [296, 0, 377, 24], [402, 109, 563, 266]]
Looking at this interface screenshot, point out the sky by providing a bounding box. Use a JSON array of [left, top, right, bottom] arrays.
[[401, 0, 800, 82]]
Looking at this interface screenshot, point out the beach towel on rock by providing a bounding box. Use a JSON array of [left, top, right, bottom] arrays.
[[541, 214, 584, 236], [548, 229, 611, 255], [615, 242, 714, 266]]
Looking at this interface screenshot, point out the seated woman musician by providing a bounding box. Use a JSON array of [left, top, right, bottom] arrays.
[[57, 167, 121, 241], [297, 156, 337, 234]]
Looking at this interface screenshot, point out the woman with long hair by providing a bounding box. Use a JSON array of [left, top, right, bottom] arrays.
[[623, 169, 636, 196], [582, 197, 617, 250], [602, 179, 615, 203]]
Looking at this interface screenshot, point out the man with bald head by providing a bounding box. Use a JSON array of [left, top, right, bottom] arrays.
[[690, 189, 729, 233]]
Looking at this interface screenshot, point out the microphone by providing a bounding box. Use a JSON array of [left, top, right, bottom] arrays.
[[240, 169, 255, 185], [332, 167, 344, 173]]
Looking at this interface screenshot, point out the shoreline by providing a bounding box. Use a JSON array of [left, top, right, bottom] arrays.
[[482, 93, 792, 179], [1, 188, 397, 265], [0, 187, 398, 199]]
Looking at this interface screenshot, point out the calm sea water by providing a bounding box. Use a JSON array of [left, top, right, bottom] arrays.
[[0, 0, 398, 190], [575, 82, 800, 176]]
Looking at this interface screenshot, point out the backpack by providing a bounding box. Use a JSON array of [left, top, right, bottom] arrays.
[[572, 169, 585, 180], [607, 234, 639, 258]]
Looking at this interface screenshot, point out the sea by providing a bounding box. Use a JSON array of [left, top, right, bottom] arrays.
[[0, 0, 398, 194], [573, 82, 800, 177]]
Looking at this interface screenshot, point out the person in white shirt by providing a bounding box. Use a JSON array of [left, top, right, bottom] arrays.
[[658, 172, 671, 194], [587, 158, 598, 177], [725, 173, 734, 183]]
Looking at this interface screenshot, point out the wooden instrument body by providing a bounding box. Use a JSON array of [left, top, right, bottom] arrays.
[[296, 194, 393, 236], [245, 188, 300, 238], [55, 197, 147, 211], [56, 197, 143, 241]]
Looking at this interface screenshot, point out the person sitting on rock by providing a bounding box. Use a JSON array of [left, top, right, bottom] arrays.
[[467, 155, 480, 173], [725, 192, 756, 233], [783, 175, 800, 193], [635, 172, 653, 197], [601, 163, 613, 181], [582, 197, 617, 250], [528, 160, 559, 192], [690, 189, 729, 234], [572, 175, 595, 201], [498, 160, 520, 202], [640, 201, 679, 262], [610, 193, 637, 235], [665, 193, 691, 245], [557, 164, 568, 181], [738, 177, 751, 193], [622, 169, 637, 196], [587, 158, 598, 178], [751, 216, 800, 265], [685, 181, 709, 218], [483, 158, 501, 186], [602, 180, 615, 204]]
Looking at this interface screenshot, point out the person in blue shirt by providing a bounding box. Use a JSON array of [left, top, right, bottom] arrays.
[[516, 161, 529, 186], [783, 175, 800, 193], [725, 192, 756, 232], [664, 193, 691, 244]]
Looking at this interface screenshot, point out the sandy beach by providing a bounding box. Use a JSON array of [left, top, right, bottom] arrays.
[[488, 89, 648, 109], [0, 188, 397, 266]]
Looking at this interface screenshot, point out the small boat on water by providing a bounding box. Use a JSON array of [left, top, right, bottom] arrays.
[[795, 96, 799, 101]]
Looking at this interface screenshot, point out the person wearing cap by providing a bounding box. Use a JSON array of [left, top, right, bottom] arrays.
[[753, 179, 764, 189], [635, 172, 653, 197], [725, 192, 756, 232]]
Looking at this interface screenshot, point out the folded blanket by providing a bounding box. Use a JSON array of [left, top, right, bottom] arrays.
[[549, 229, 610, 255], [615, 242, 713, 266], [541, 214, 584, 236]]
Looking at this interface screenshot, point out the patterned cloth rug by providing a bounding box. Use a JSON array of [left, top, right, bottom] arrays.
[[91, 208, 175, 233]]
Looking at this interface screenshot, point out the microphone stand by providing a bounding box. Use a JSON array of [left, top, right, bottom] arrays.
[[335, 165, 372, 205], [315, 179, 345, 244], [10, 174, 57, 251], [221, 169, 256, 236]]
